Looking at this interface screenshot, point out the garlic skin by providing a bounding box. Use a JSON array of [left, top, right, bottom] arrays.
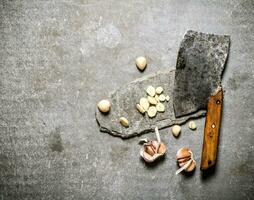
[[97, 99, 111, 113], [135, 56, 147, 71]]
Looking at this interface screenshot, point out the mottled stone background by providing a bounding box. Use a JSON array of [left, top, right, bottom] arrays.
[[0, 0, 253, 199]]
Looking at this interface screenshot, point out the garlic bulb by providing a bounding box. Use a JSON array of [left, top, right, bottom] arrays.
[[140, 127, 166, 163]]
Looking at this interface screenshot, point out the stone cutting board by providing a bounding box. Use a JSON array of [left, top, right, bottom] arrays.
[[96, 70, 206, 138]]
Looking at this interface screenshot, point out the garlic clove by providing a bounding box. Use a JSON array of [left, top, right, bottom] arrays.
[[165, 95, 170, 101], [155, 95, 160, 102], [157, 142, 166, 155], [144, 145, 156, 156], [135, 56, 147, 71], [97, 99, 111, 113], [140, 98, 150, 111], [176, 147, 191, 160], [171, 125, 181, 137], [155, 87, 163, 94], [147, 96, 157, 105], [158, 94, 166, 102], [179, 161, 188, 167], [140, 141, 166, 163], [136, 104, 145, 114], [147, 106, 157, 118], [189, 121, 197, 130], [185, 160, 196, 172], [156, 103, 165, 112], [119, 117, 129, 127], [177, 157, 191, 164], [146, 86, 156, 97]]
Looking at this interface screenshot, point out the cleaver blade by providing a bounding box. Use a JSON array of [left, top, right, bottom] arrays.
[[173, 30, 230, 170]]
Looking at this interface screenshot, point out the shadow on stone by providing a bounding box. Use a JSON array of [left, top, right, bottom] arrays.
[[201, 165, 217, 181]]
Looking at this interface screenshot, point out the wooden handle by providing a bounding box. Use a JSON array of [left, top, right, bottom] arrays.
[[200, 89, 223, 170]]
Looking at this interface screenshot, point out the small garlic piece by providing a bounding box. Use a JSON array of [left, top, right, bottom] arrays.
[[140, 98, 149, 111], [158, 94, 166, 102], [147, 96, 157, 105], [119, 117, 129, 127], [155, 95, 160, 102], [176, 148, 191, 161], [171, 125, 181, 137], [189, 121, 197, 130], [97, 99, 111, 113], [165, 95, 170, 101], [156, 103, 165, 112], [155, 87, 163, 94], [147, 106, 157, 118], [135, 56, 147, 71], [146, 86, 156, 97], [136, 104, 145, 114]]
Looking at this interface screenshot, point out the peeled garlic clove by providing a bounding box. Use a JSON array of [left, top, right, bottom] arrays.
[[156, 103, 165, 112], [146, 86, 156, 97], [97, 99, 111, 113], [171, 125, 181, 137], [185, 160, 196, 172], [158, 94, 166, 102], [176, 147, 191, 160], [147, 106, 157, 118], [189, 121, 197, 130], [147, 96, 157, 105], [140, 98, 149, 111], [155, 95, 160, 102], [165, 95, 170, 101], [136, 104, 145, 114], [156, 87, 163, 94], [119, 117, 129, 127], [135, 56, 147, 71]]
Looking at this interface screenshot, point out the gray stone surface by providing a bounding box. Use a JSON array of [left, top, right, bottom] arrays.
[[96, 70, 205, 138], [0, 0, 254, 200], [173, 30, 230, 117]]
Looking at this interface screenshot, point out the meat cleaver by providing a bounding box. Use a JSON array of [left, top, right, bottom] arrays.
[[173, 30, 230, 170]]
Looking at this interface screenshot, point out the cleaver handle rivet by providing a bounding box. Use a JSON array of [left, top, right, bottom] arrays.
[[216, 100, 221, 104], [211, 124, 216, 129]]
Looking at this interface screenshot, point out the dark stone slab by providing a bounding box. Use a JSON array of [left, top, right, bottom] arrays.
[[173, 30, 230, 117], [96, 70, 206, 138]]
